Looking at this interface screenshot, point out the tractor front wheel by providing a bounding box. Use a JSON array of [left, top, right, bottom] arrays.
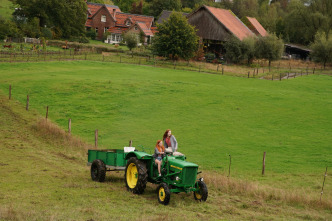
[[91, 159, 106, 182], [125, 157, 147, 194], [157, 183, 171, 205], [194, 180, 208, 202]]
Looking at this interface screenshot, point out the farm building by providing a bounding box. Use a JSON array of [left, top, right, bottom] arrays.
[[157, 10, 189, 24], [187, 5, 260, 55], [85, 2, 156, 44], [244, 16, 268, 37]]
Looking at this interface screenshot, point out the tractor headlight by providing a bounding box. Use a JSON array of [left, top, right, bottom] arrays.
[[199, 177, 204, 182], [176, 176, 180, 181]]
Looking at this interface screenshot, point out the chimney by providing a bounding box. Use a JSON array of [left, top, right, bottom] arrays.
[[113, 9, 116, 19]]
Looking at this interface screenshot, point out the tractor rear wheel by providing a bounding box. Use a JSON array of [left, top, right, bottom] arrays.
[[194, 180, 208, 201], [125, 157, 147, 194], [157, 183, 171, 205], [91, 159, 106, 182]]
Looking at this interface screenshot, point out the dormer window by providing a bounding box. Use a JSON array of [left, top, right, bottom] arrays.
[[126, 21, 131, 26], [134, 26, 138, 30], [101, 15, 106, 22]]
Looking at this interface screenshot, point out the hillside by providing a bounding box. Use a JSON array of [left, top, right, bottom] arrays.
[[0, 61, 332, 220], [1, 95, 331, 220]]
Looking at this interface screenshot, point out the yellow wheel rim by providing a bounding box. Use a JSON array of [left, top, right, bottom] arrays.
[[195, 185, 202, 200], [126, 163, 138, 188], [159, 187, 166, 201]]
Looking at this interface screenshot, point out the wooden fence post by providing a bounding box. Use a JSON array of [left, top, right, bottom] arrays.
[[222, 67, 224, 75], [46, 106, 49, 120], [320, 167, 328, 203], [272, 74, 274, 81], [279, 73, 282, 81], [199, 65, 201, 72], [85, 53, 87, 60], [248, 71, 250, 78], [95, 129, 98, 148], [262, 152, 266, 175], [26, 95, 29, 110], [120, 56, 122, 63], [129, 140, 133, 147], [313, 67, 315, 74], [68, 118, 71, 135], [103, 55, 104, 62], [9, 85, 11, 100]]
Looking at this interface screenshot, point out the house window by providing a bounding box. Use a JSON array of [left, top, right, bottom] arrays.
[[134, 26, 138, 30], [95, 28, 98, 34], [104, 27, 109, 33], [126, 21, 131, 26], [101, 15, 106, 22]]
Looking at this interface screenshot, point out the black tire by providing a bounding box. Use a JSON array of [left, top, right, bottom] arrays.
[[124, 157, 147, 194], [91, 159, 106, 182], [194, 180, 208, 202], [157, 183, 171, 205]]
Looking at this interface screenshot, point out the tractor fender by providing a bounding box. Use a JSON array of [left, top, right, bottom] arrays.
[[125, 151, 153, 160]]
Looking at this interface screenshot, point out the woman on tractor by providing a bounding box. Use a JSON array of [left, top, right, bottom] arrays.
[[163, 129, 180, 153], [154, 140, 165, 177]]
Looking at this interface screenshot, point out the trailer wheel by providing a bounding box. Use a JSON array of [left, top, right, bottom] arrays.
[[91, 159, 106, 182], [157, 183, 171, 205], [125, 157, 147, 194], [194, 180, 208, 202]]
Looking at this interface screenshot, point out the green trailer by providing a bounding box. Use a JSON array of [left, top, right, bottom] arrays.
[[87, 147, 208, 205]]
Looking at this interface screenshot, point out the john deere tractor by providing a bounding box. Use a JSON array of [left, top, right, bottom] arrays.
[[87, 147, 208, 205]]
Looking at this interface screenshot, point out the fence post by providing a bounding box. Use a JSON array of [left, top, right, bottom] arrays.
[[85, 53, 87, 60], [272, 74, 274, 81], [287, 72, 289, 79], [320, 167, 328, 203], [120, 56, 121, 63], [103, 55, 104, 62], [174, 61, 176, 69], [129, 140, 133, 147], [248, 71, 250, 78], [313, 67, 315, 74], [217, 64, 219, 72], [68, 118, 71, 135], [222, 67, 224, 75], [95, 129, 98, 148], [26, 95, 29, 110], [262, 152, 266, 175], [199, 65, 201, 72], [46, 106, 49, 120], [279, 73, 282, 81], [9, 85, 11, 100]]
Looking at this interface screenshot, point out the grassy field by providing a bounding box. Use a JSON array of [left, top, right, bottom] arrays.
[[0, 0, 14, 20], [1, 95, 331, 220], [0, 61, 331, 219]]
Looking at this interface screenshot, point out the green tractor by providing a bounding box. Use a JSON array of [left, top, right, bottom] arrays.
[[87, 147, 208, 205]]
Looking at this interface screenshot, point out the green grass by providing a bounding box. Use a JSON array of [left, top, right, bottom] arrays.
[[0, 0, 14, 20], [1, 95, 331, 220], [0, 61, 331, 218]]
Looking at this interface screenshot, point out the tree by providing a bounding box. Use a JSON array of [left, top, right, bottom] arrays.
[[224, 36, 257, 64], [123, 32, 138, 53], [152, 12, 199, 60], [311, 32, 332, 69], [10, 0, 87, 38], [255, 33, 284, 69], [149, 0, 182, 17]]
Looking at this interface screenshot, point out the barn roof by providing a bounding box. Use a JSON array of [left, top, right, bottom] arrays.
[[203, 6, 254, 40], [246, 17, 268, 37], [157, 10, 189, 24]]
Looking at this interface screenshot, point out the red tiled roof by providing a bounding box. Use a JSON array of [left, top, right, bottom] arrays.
[[87, 2, 120, 18], [205, 6, 254, 40], [246, 17, 268, 37], [85, 19, 93, 27], [114, 13, 154, 29], [136, 22, 153, 36], [108, 27, 127, 34], [151, 27, 158, 34]]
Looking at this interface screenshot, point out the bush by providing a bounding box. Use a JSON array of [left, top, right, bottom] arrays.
[[41, 28, 53, 39], [86, 30, 97, 40], [310, 32, 332, 69]]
